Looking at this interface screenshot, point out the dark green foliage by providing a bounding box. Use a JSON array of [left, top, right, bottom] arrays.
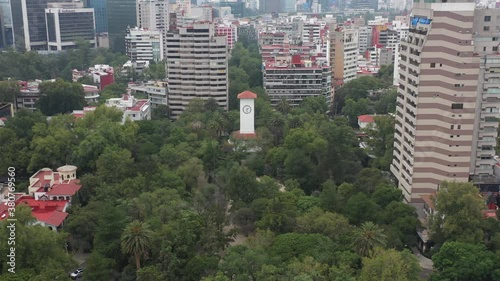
[[38, 79, 86, 115]]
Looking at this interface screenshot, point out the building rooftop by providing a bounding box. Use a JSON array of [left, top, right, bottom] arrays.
[[358, 114, 375, 123], [237, 91, 257, 99]]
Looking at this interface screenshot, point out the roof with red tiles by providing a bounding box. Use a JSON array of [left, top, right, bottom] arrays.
[[237, 91, 257, 99], [46, 180, 81, 196], [32, 210, 68, 227], [232, 131, 257, 140], [128, 100, 148, 111], [358, 115, 375, 123]]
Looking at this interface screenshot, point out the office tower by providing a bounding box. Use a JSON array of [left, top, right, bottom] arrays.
[[45, 2, 96, 51], [21, 0, 65, 50], [86, 0, 108, 33], [125, 27, 163, 62], [329, 27, 358, 87], [0, 0, 14, 48], [260, 0, 281, 13], [358, 26, 373, 54], [137, 0, 169, 58], [391, 0, 500, 203], [107, 0, 136, 52], [165, 23, 228, 119]]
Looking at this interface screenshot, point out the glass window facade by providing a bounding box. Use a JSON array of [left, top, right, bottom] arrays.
[[107, 0, 136, 52], [86, 0, 107, 33]]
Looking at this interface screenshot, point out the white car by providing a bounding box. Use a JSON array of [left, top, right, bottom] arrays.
[[70, 268, 84, 279]]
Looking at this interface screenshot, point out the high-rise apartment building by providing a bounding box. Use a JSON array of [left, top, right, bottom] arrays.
[[329, 27, 358, 86], [85, 0, 108, 33], [263, 54, 332, 106], [45, 2, 96, 50], [391, 0, 500, 203], [165, 23, 228, 119], [0, 0, 14, 48], [107, 0, 136, 51], [137, 0, 169, 57], [21, 0, 66, 50], [125, 27, 163, 62]]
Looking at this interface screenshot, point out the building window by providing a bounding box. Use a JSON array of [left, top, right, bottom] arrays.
[[457, 125, 461, 129], [485, 16, 491, 22], [494, 46, 498, 52], [450, 125, 454, 129], [454, 84, 464, 88], [452, 103, 464, 109], [484, 26, 490, 31], [430, 63, 436, 68]]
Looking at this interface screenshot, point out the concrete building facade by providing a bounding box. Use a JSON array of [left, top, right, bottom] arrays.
[[165, 23, 228, 118], [125, 27, 163, 63], [263, 54, 333, 107], [329, 27, 359, 86], [390, 0, 500, 202]]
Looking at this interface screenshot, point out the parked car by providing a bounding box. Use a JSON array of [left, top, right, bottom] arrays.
[[70, 268, 84, 279]]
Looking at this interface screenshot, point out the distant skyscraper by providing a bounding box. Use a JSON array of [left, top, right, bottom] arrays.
[[86, 0, 108, 33], [107, 0, 136, 52], [260, 0, 281, 13], [21, 0, 66, 50], [0, 0, 14, 48]]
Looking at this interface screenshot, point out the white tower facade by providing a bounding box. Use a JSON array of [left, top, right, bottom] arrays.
[[238, 91, 257, 135]]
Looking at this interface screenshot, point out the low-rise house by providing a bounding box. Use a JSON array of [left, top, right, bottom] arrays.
[[0, 165, 81, 231], [105, 94, 151, 123]]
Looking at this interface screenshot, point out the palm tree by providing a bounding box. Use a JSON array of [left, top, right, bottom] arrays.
[[354, 221, 387, 257], [121, 220, 154, 271], [204, 98, 219, 112], [276, 98, 291, 115]]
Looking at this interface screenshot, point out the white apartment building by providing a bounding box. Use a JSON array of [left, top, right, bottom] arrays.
[[136, 0, 169, 58], [129, 80, 168, 107], [125, 27, 164, 63], [358, 26, 372, 54], [165, 23, 228, 119], [105, 94, 151, 123]]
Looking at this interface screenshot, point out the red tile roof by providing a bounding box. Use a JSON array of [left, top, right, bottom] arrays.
[[237, 91, 257, 99], [46, 180, 81, 196], [128, 100, 148, 111], [33, 210, 68, 227], [358, 115, 375, 123], [232, 131, 257, 140]]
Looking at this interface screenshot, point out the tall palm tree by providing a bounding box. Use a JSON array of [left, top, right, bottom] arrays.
[[276, 98, 291, 115], [354, 221, 387, 257], [121, 220, 155, 271]]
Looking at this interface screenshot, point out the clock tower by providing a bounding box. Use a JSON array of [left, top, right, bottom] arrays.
[[237, 90, 257, 136]]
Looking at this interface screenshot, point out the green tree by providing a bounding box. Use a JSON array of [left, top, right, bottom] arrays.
[[431, 181, 484, 244], [354, 221, 387, 257], [84, 252, 116, 280], [364, 116, 395, 170], [121, 220, 155, 270], [342, 98, 370, 127], [431, 242, 496, 281], [295, 207, 355, 247], [0, 80, 19, 103], [38, 79, 85, 115], [359, 248, 420, 281]]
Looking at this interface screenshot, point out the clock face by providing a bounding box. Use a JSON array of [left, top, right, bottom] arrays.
[[243, 105, 252, 114]]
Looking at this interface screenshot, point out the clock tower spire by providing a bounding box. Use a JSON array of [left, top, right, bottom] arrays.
[[237, 90, 257, 137]]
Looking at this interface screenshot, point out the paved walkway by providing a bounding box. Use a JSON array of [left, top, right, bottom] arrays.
[[411, 247, 433, 280]]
